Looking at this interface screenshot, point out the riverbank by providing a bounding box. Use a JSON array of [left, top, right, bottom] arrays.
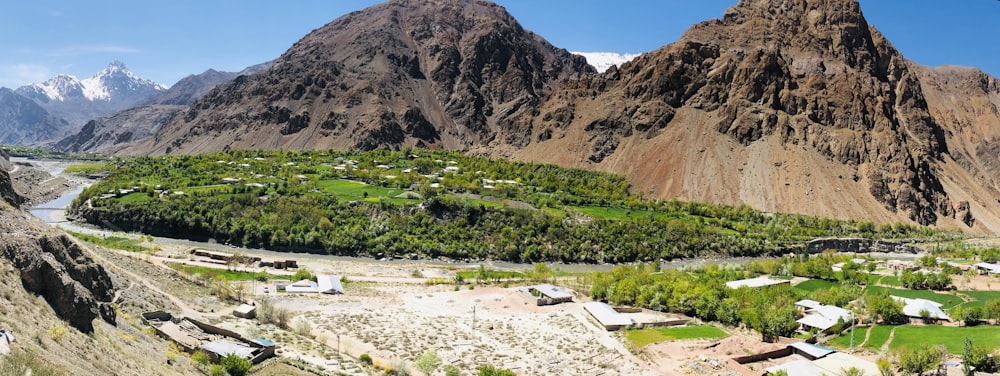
[[10, 158, 95, 208]]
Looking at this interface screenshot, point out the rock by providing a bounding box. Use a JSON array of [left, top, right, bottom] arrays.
[[0, 226, 116, 333]]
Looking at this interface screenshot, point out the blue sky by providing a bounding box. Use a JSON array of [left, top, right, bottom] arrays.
[[0, 1, 997, 88]]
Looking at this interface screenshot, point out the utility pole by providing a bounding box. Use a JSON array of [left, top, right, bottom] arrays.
[[337, 334, 341, 371], [849, 310, 855, 350], [471, 303, 477, 343]]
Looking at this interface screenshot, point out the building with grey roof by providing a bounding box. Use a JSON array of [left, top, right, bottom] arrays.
[[583, 302, 635, 331], [724, 276, 789, 289], [528, 284, 573, 306]]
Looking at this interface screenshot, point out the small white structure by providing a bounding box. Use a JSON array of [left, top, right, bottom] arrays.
[[282, 275, 344, 295], [725, 276, 789, 289], [766, 359, 827, 376], [893, 296, 950, 321], [975, 262, 1000, 275], [795, 300, 852, 333], [317, 275, 345, 295], [582, 302, 635, 331], [233, 304, 257, 319]]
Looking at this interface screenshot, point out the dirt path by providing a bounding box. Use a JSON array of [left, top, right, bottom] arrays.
[[858, 325, 873, 349], [880, 326, 898, 352], [86, 247, 203, 318]]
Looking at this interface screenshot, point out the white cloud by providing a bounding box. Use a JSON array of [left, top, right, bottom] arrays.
[[43, 44, 143, 57], [0, 64, 51, 88]]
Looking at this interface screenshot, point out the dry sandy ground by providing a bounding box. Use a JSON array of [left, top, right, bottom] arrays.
[[260, 283, 660, 376]]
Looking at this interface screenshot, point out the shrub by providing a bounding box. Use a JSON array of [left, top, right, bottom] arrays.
[[191, 350, 211, 365], [415, 349, 441, 375], [208, 365, 227, 376], [220, 353, 252, 376], [445, 364, 462, 376], [360, 353, 373, 365]]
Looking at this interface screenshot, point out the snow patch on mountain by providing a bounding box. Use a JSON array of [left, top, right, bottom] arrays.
[[20, 61, 166, 102], [571, 52, 642, 73]]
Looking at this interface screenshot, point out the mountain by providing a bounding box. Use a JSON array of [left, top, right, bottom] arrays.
[[128, 0, 592, 154], [124, 0, 1000, 232], [53, 62, 272, 154], [54, 104, 186, 154], [572, 52, 642, 73], [15, 61, 166, 129], [0, 87, 70, 144]]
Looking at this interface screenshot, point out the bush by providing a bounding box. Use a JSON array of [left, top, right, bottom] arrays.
[[192, 350, 211, 365], [209, 365, 227, 376], [478, 365, 516, 376], [360, 353, 373, 365], [292, 268, 314, 281], [445, 364, 462, 376], [220, 353, 252, 376], [415, 349, 441, 375]]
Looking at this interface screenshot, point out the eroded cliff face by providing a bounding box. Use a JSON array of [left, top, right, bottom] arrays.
[[0, 166, 115, 333], [0, 150, 20, 206]]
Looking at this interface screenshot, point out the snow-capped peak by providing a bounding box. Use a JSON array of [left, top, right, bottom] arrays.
[[32, 74, 85, 101], [17, 61, 166, 102], [572, 51, 643, 73], [80, 61, 167, 101]]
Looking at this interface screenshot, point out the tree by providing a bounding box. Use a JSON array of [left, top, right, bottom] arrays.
[[478, 365, 516, 376], [220, 353, 252, 376], [964, 337, 997, 374], [414, 349, 442, 375], [292, 268, 314, 282], [897, 345, 942, 376]]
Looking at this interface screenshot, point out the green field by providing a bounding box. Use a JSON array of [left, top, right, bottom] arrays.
[[316, 179, 420, 205], [888, 325, 1000, 354], [792, 279, 837, 294], [956, 290, 1000, 308], [877, 275, 901, 287], [863, 325, 896, 350], [625, 325, 728, 348], [66, 230, 152, 253], [63, 162, 111, 175], [456, 270, 525, 280], [168, 263, 282, 281]]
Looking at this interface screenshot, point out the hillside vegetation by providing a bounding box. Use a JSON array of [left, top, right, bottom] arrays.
[[71, 149, 952, 263]]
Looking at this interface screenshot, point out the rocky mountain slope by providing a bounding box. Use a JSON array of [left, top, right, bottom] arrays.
[[0, 158, 200, 374], [15, 61, 166, 130], [123, 0, 1000, 232], [130, 0, 592, 154], [54, 104, 187, 154], [0, 88, 69, 145]]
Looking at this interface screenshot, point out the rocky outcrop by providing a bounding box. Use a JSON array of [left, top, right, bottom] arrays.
[[806, 238, 920, 254], [0, 180, 115, 333], [0, 227, 116, 333], [0, 151, 19, 206]]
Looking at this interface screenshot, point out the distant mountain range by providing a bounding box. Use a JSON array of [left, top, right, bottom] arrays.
[[0, 61, 269, 149]]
